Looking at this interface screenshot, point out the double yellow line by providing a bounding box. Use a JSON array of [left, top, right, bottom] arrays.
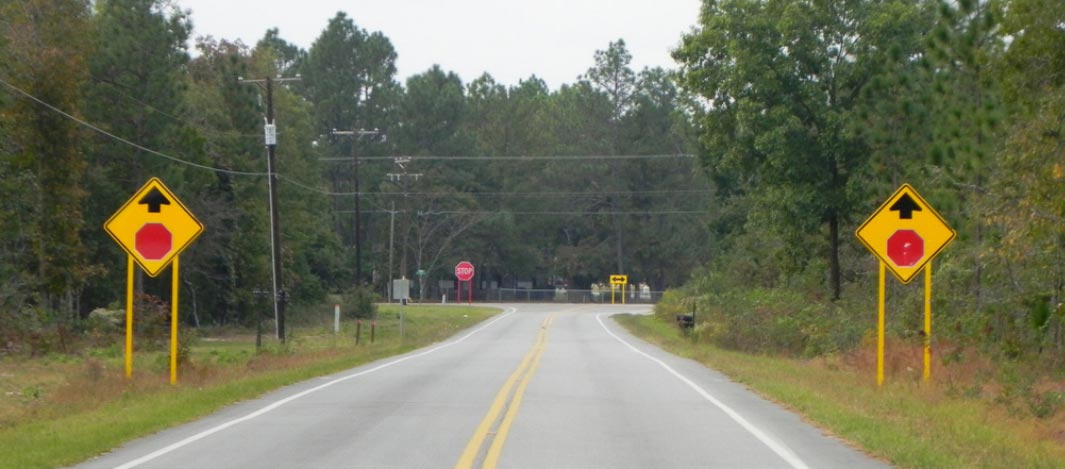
[[455, 314, 556, 469]]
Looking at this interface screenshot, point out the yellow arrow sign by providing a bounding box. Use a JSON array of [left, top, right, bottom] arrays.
[[610, 274, 628, 285], [856, 184, 955, 284], [104, 178, 204, 277]]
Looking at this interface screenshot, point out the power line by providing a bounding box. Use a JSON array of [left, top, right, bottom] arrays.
[[1, 75, 343, 198], [412, 210, 709, 216], [337, 209, 707, 216], [1, 76, 710, 211], [278, 175, 335, 194], [0, 76, 267, 177], [319, 154, 695, 162], [89, 77, 263, 140], [284, 186, 713, 198], [366, 189, 713, 198]]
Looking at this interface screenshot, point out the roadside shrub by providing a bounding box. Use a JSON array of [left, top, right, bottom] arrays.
[[341, 286, 379, 319], [125, 294, 198, 366], [0, 307, 86, 356], [134, 294, 172, 351], [654, 289, 690, 322], [1029, 390, 1065, 419], [654, 287, 867, 357], [86, 308, 123, 332]]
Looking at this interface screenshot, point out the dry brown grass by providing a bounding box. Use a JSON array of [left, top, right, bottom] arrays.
[[0, 358, 79, 428], [822, 336, 1065, 453], [0, 332, 358, 430]]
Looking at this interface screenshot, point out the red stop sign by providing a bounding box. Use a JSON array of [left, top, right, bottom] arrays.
[[136, 223, 172, 260], [886, 229, 923, 267], [455, 261, 475, 281]]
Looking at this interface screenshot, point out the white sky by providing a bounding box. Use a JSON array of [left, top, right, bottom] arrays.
[[174, 0, 702, 90]]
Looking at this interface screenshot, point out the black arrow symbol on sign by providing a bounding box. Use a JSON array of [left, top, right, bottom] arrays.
[[889, 193, 922, 220], [138, 187, 171, 213]]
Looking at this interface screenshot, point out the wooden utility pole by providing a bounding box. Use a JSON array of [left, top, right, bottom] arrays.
[[332, 128, 380, 286], [241, 75, 300, 343]]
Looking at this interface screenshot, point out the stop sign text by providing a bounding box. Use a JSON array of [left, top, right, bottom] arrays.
[[455, 261, 475, 281]]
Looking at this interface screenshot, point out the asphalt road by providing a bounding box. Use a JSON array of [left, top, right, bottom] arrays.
[[75, 304, 888, 469]]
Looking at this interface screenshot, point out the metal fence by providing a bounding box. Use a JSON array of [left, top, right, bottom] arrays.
[[437, 287, 663, 304]]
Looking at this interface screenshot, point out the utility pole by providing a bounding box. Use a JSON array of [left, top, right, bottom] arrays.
[[331, 128, 380, 286], [385, 157, 422, 303], [388, 200, 395, 303], [241, 75, 300, 343]]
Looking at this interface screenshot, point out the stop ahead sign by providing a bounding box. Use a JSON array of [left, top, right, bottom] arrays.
[[104, 178, 204, 277], [455, 261, 475, 281], [855, 184, 955, 284]]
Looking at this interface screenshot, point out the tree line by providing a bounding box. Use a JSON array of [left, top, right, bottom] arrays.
[[2, 0, 1062, 363], [0, 0, 708, 348], [673, 0, 1064, 363]]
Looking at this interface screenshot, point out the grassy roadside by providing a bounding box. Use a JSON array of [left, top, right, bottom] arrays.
[[614, 314, 1065, 469], [0, 304, 498, 469]]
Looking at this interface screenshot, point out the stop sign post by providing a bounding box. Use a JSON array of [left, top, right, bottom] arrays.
[[455, 261, 475, 304]]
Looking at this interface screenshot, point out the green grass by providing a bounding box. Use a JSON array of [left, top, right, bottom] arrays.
[[0, 304, 498, 469], [614, 314, 1065, 469]]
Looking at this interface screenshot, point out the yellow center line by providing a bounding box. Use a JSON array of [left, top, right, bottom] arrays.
[[455, 314, 556, 469]]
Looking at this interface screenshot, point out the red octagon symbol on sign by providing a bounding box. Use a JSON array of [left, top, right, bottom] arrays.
[[136, 223, 173, 260], [455, 261, 475, 282], [886, 229, 924, 267]]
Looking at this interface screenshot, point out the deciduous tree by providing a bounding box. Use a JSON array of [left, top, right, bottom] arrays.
[[0, 0, 95, 317], [676, 0, 924, 299]]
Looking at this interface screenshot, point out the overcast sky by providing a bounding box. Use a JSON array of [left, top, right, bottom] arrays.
[[174, 0, 702, 89]]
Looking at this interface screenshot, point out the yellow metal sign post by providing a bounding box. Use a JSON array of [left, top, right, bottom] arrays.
[[924, 262, 933, 381], [105, 178, 203, 384], [877, 262, 886, 386], [610, 275, 628, 305], [857, 184, 954, 385], [124, 256, 134, 378]]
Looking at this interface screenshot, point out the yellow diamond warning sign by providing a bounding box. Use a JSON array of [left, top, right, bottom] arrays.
[[104, 178, 204, 277], [856, 184, 955, 284]]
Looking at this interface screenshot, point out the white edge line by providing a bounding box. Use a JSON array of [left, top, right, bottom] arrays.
[[114, 308, 516, 469], [595, 313, 810, 469]]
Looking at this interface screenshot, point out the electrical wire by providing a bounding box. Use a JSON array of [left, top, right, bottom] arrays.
[[363, 189, 713, 198], [288, 187, 714, 198], [336, 209, 708, 216], [277, 175, 338, 194], [89, 77, 263, 139], [320, 154, 695, 161], [414, 210, 709, 216], [0, 76, 268, 177], [1, 76, 709, 208]]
